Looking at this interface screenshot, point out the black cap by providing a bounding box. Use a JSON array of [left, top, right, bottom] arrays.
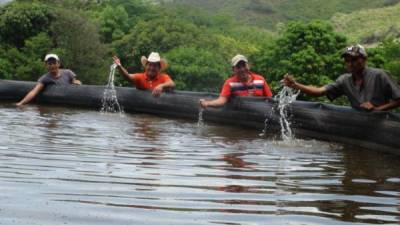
[[341, 44, 368, 58]]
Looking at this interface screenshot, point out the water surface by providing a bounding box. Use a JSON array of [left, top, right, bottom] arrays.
[[0, 103, 399, 225]]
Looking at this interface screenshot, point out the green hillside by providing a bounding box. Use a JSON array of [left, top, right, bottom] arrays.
[[161, 0, 400, 29], [331, 3, 400, 44], [1, 0, 399, 99], [0, 0, 12, 4]]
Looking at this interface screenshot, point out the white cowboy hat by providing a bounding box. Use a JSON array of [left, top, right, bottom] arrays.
[[141, 52, 168, 70]]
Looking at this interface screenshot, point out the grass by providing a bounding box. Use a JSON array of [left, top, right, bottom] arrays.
[[160, 0, 399, 30], [331, 3, 400, 44]]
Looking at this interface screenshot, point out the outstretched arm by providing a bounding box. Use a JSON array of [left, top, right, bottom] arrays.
[[16, 83, 45, 106], [199, 96, 228, 108], [113, 56, 135, 85], [282, 74, 327, 97]]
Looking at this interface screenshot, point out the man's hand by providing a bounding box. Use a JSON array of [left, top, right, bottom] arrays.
[[112, 56, 122, 67], [199, 99, 208, 108], [281, 74, 297, 89], [360, 102, 376, 111], [152, 85, 163, 97], [73, 79, 82, 85]]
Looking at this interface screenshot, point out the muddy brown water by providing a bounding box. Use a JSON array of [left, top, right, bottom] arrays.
[[0, 103, 399, 225]]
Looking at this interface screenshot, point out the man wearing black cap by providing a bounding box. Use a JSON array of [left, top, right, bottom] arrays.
[[16, 53, 81, 106], [282, 44, 400, 111]]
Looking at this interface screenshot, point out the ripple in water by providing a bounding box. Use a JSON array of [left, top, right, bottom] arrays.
[[0, 104, 399, 225]]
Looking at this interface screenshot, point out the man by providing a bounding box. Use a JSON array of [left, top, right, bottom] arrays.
[[199, 54, 273, 108], [282, 44, 400, 111], [113, 52, 175, 97], [16, 54, 81, 106]]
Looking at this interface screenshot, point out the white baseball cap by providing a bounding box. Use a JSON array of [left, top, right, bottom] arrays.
[[231, 54, 248, 66], [44, 53, 59, 62]]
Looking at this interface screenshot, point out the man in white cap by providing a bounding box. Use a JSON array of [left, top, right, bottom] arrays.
[[113, 52, 175, 97], [199, 54, 273, 108], [282, 44, 400, 111], [16, 53, 81, 106]]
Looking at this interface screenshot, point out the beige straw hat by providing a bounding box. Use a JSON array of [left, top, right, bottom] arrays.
[[141, 52, 168, 70]]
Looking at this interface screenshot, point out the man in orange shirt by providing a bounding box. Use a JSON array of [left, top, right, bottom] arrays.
[[113, 52, 175, 97], [200, 54, 273, 108]]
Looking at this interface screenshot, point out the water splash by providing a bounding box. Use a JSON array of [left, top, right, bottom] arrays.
[[274, 86, 300, 141], [101, 64, 123, 114], [259, 109, 274, 137], [197, 108, 205, 127]]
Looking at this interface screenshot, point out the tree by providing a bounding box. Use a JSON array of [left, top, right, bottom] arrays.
[[113, 17, 218, 72], [51, 9, 108, 84], [0, 2, 54, 81], [253, 20, 348, 100], [0, 2, 53, 48], [97, 5, 130, 43], [0, 2, 109, 84], [165, 46, 229, 92], [379, 39, 400, 81]]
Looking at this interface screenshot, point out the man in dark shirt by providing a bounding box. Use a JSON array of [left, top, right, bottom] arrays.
[[282, 44, 400, 111], [16, 54, 81, 106]]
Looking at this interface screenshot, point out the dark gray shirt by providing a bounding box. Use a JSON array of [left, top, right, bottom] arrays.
[[38, 69, 76, 86], [325, 67, 400, 110]]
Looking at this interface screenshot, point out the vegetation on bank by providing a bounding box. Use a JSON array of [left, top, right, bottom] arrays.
[[160, 0, 400, 30], [0, 0, 399, 104], [331, 3, 400, 44]]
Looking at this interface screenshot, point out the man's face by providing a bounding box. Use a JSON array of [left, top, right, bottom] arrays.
[[45, 59, 60, 75], [145, 62, 161, 78], [344, 55, 366, 74], [233, 61, 249, 79]]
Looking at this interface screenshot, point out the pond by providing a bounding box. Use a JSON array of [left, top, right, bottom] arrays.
[[0, 103, 399, 225]]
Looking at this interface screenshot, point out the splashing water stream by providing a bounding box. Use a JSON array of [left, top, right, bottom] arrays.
[[100, 64, 123, 114], [273, 86, 300, 141], [197, 107, 205, 127]]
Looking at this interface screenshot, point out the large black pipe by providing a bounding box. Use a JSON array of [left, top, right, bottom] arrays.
[[1, 79, 400, 155]]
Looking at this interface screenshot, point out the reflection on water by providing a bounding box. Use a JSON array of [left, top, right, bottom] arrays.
[[0, 103, 399, 225]]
